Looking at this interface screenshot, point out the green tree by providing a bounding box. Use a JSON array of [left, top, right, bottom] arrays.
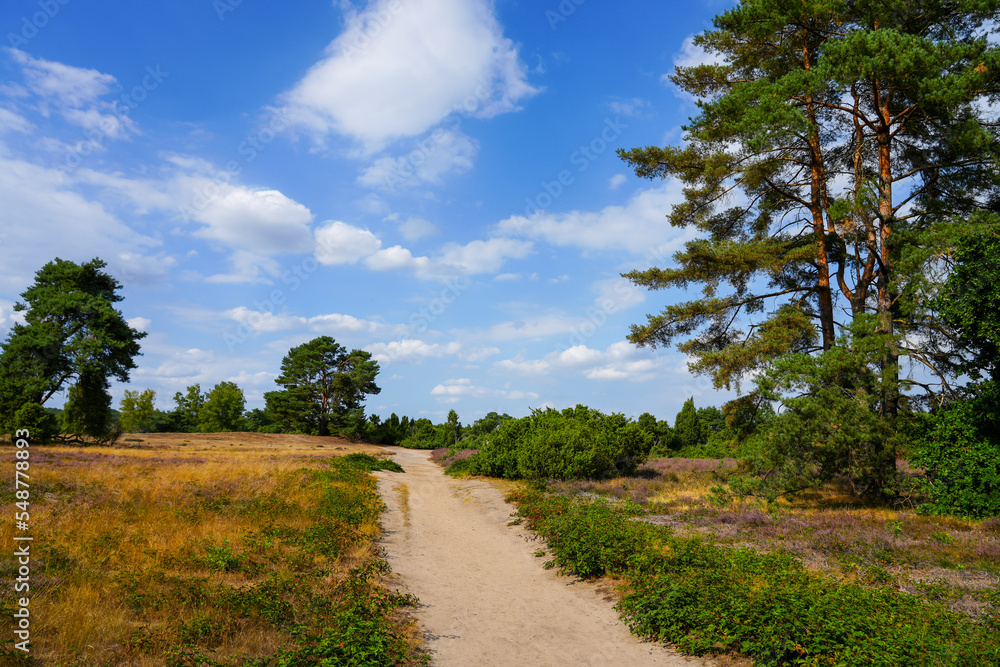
[[619, 0, 1000, 494], [936, 228, 1000, 382], [0, 258, 145, 441], [61, 370, 118, 444], [172, 384, 205, 433], [119, 388, 157, 433], [199, 381, 245, 432], [265, 337, 381, 436], [443, 409, 462, 447], [673, 398, 706, 450]]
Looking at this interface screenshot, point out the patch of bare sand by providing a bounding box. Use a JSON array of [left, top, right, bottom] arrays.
[[376, 447, 711, 667]]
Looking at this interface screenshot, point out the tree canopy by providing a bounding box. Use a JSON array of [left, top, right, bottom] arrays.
[[619, 0, 1000, 495], [0, 258, 146, 441], [265, 336, 381, 436]]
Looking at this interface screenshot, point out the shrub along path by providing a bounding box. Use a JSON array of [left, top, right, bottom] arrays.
[[374, 447, 703, 666]]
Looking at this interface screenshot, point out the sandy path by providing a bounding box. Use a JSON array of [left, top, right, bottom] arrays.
[[375, 447, 706, 666]]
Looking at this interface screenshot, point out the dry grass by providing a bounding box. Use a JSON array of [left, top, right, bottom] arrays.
[[0, 432, 416, 665]]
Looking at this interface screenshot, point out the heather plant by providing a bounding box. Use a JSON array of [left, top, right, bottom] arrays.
[[506, 490, 1000, 666]]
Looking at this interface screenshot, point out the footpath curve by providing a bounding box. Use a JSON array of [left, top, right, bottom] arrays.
[[375, 447, 708, 666]]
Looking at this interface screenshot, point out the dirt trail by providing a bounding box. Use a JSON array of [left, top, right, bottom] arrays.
[[375, 447, 707, 666]]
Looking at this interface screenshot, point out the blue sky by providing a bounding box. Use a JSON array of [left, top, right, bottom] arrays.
[[0, 0, 740, 424]]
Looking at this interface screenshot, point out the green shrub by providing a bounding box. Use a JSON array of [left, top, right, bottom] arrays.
[[342, 452, 405, 473], [10, 401, 59, 443], [469, 405, 652, 480], [911, 381, 1000, 519]]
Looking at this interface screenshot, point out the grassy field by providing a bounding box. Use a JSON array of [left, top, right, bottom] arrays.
[[1, 433, 424, 666]]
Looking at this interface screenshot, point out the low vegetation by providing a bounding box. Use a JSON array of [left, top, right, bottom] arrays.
[[0, 434, 424, 665], [506, 474, 1000, 666]]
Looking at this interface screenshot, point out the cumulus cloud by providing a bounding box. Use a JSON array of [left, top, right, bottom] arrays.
[[277, 0, 538, 148], [191, 186, 314, 254], [364, 245, 434, 275], [314, 220, 382, 265]]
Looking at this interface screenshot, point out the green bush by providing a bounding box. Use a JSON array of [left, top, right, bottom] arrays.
[[469, 405, 652, 480], [10, 401, 59, 443], [536, 499, 652, 578], [342, 452, 405, 474], [911, 381, 1000, 519]]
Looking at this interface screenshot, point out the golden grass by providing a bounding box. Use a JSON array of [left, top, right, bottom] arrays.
[[0, 433, 412, 665]]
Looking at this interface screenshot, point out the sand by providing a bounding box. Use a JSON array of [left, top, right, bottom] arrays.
[[375, 447, 708, 667]]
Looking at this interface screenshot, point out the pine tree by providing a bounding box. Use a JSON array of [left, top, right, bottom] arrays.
[[673, 398, 706, 450], [620, 0, 1000, 493]]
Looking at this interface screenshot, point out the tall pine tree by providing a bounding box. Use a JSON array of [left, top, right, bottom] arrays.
[[620, 0, 1000, 493]]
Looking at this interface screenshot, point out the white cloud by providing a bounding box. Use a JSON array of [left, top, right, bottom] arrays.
[[607, 97, 652, 118], [152, 347, 217, 380], [9, 49, 115, 107], [278, 0, 538, 148], [497, 181, 691, 254], [431, 378, 538, 402], [191, 186, 314, 254], [495, 357, 551, 376], [113, 251, 177, 285], [437, 237, 532, 273], [314, 220, 382, 265], [364, 245, 434, 275], [608, 174, 627, 189], [671, 35, 725, 71], [463, 346, 501, 362], [127, 316, 152, 332], [0, 108, 31, 134], [366, 339, 462, 364], [0, 154, 162, 293], [592, 276, 645, 312], [397, 217, 437, 241], [357, 129, 478, 189], [61, 107, 135, 140], [495, 341, 661, 383], [225, 307, 384, 336]]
